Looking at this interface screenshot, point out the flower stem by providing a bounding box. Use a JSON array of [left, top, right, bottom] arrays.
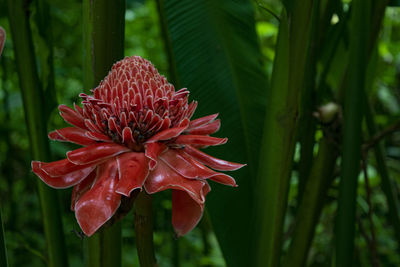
[[7, 1, 68, 266], [134, 192, 156, 267], [85, 222, 122, 267]]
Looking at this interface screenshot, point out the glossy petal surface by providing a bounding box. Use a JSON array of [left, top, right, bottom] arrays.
[[70, 171, 97, 210], [145, 142, 167, 170], [48, 127, 97, 146], [59, 104, 87, 129], [188, 113, 218, 129], [160, 149, 237, 186], [175, 135, 227, 146], [37, 158, 95, 177], [116, 152, 149, 196], [75, 159, 121, 236], [67, 143, 129, 165], [187, 119, 220, 135], [183, 145, 246, 171], [32, 161, 95, 189], [172, 189, 204, 237], [144, 159, 209, 204]]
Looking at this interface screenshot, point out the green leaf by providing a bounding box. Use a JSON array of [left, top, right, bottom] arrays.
[[157, 0, 268, 265]]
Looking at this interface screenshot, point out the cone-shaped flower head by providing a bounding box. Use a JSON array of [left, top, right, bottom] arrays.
[[32, 56, 245, 236]]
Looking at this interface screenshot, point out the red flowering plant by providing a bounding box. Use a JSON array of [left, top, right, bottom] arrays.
[[32, 56, 245, 237]]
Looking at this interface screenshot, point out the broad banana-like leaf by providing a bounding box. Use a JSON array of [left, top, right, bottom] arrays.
[[157, 0, 269, 265]]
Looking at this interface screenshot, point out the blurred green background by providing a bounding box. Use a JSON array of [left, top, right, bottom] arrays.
[[1, 0, 400, 266]]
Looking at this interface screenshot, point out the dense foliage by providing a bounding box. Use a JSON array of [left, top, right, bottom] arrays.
[[1, 0, 400, 266]]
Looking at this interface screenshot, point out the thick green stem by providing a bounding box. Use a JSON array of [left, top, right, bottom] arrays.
[[335, 0, 370, 266], [0, 209, 8, 267], [134, 192, 156, 267], [297, 0, 320, 204], [82, 0, 125, 266], [7, 1, 68, 266], [34, 0, 57, 116], [285, 138, 339, 267], [85, 222, 122, 267], [256, 1, 314, 266]]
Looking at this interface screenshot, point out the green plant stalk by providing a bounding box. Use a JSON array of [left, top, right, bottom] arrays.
[[82, 0, 125, 266], [0, 209, 8, 267], [134, 192, 156, 267], [297, 0, 320, 203], [365, 100, 400, 247], [7, 1, 68, 266], [285, 138, 339, 267], [34, 0, 57, 117], [256, 1, 314, 265], [335, 0, 370, 266]]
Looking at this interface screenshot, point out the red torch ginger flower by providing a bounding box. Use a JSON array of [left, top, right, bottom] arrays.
[[32, 56, 245, 237]]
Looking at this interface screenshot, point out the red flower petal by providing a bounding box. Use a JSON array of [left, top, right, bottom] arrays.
[[146, 119, 189, 143], [183, 145, 246, 171], [67, 143, 130, 165], [32, 161, 95, 189], [172, 190, 204, 237], [144, 160, 209, 204], [48, 127, 97, 146], [37, 158, 96, 177], [145, 142, 167, 170], [160, 150, 237, 187], [174, 135, 227, 146], [187, 119, 220, 135], [115, 152, 149, 197], [59, 104, 87, 130], [189, 113, 218, 129], [70, 171, 97, 211], [85, 131, 112, 142], [75, 159, 121, 236], [0, 27, 5, 56]]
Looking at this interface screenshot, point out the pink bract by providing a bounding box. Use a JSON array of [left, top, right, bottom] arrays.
[[32, 56, 245, 237]]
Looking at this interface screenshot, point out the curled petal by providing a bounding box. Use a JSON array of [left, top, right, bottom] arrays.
[[172, 189, 205, 237], [144, 160, 209, 204], [48, 127, 97, 146], [71, 171, 97, 211], [67, 143, 130, 165], [160, 150, 237, 187], [183, 145, 246, 171], [174, 135, 227, 146], [32, 161, 95, 189], [37, 158, 96, 177], [146, 119, 189, 143], [85, 131, 112, 142], [75, 159, 121, 236], [115, 152, 149, 197], [187, 119, 220, 135], [145, 142, 167, 170], [59, 104, 87, 129], [189, 114, 218, 129]]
